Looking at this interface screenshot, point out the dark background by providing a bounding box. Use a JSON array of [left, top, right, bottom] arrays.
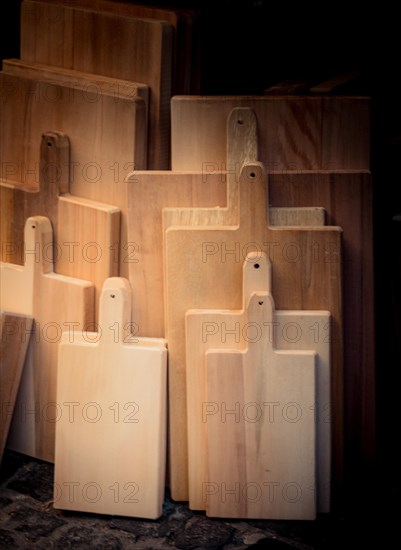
[[1, 0, 400, 518]]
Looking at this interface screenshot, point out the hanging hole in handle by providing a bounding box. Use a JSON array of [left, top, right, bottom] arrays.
[[110, 294, 115, 299], [258, 301, 264, 305], [47, 141, 52, 147], [254, 263, 260, 269], [31, 225, 36, 229], [237, 119, 244, 125], [249, 172, 256, 179]]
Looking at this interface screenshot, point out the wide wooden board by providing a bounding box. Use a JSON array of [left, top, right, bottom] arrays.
[[0, 216, 94, 461], [164, 162, 342, 502], [205, 291, 316, 519], [171, 96, 370, 171], [268, 170, 375, 503], [0, 71, 147, 192], [186, 253, 331, 513], [21, 0, 199, 95], [54, 277, 167, 519], [0, 132, 120, 320], [2, 58, 149, 120], [21, 0, 173, 168], [0, 311, 33, 460]]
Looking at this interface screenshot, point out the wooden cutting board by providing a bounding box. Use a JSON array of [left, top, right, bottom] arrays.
[[186, 252, 331, 513], [2, 58, 149, 120], [20, 0, 173, 169], [171, 96, 370, 171], [0, 71, 147, 192], [0, 131, 120, 320], [127, 108, 325, 337], [54, 277, 167, 519], [205, 290, 316, 520], [0, 216, 95, 461], [0, 311, 33, 461], [20, 0, 198, 95], [164, 161, 342, 502]]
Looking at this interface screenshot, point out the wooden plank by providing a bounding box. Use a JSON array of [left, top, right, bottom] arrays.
[[0, 311, 33, 461], [268, 170, 374, 506], [21, 0, 173, 169], [186, 253, 331, 513], [0, 71, 147, 192], [126, 171, 226, 338], [164, 162, 343, 502], [2, 58, 149, 120], [22, 0, 199, 95], [0, 132, 120, 320], [171, 96, 370, 172], [0, 216, 95, 461], [54, 277, 167, 519], [205, 291, 316, 519]]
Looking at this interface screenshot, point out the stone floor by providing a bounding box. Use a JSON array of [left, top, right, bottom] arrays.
[[0, 450, 393, 549]]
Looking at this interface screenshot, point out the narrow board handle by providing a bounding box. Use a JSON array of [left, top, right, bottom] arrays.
[[24, 216, 53, 274], [98, 277, 132, 345], [40, 132, 70, 196]]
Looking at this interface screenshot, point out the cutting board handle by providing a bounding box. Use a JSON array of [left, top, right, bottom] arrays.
[[98, 277, 132, 345], [227, 107, 258, 170], [40, 132, 70, 196], [243, 252, 271, 307], [24, 216, 53, 274]]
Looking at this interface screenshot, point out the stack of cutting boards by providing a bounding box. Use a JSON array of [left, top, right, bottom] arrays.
[[0, 0, 374, 521]]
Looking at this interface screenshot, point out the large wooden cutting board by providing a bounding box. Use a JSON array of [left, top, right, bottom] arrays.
[[54, 277, 167, 519], [20, 0, 173, 169], [205, 291, 316, 519], [186, 252, 331, 513], [27, 0, 200, 95], [0, 216, 95, 461], [164, 162, 342, 502], [2, 58, 149, 120], [0, 311, 33, 461], [0, 71, 147, 192], [171, 96, 370, 171], [0, 132, 120, 320]]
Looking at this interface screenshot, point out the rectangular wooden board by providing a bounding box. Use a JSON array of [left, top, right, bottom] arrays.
[[171, 96, 370, 171], [21, 0, 173, 168]]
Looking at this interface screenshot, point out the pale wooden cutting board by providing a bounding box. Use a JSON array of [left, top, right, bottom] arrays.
[[205, 291, 316, 519], [186, 253, 331, 513], [0, 311, 33, 461], [0, 71, 147, 192], [20, 0, 173, 169], [0, 132, 120, 320], [54, 277, 167, 519], [0, 216, 95, 461], [163, 162, 342, 502], [171, 96, 370, 171]]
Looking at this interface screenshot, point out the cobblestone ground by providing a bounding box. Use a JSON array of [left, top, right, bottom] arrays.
[[0, 450, 388, 549]]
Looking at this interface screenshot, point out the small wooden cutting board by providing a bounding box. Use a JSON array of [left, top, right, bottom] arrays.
[[0, 216, 94, 461], [186, 252, 330, 513], [205, 290, 316, 519], [54, 277, 167, 519], [0, 311, 33, 461]]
